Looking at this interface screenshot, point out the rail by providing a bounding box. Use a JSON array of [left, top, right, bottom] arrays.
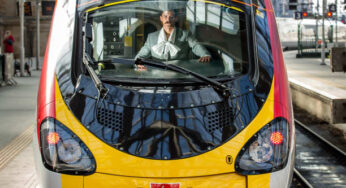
[[293, 119, 346, 187]]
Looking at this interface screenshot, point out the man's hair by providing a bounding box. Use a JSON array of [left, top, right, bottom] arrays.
[[161, 10, 177, 17]]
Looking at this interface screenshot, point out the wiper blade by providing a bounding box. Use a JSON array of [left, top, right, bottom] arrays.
[[109, 58, 230, 98], [96, 58, 134, 65], [82, 15, 108, 98], [82, 54, 109, 98]]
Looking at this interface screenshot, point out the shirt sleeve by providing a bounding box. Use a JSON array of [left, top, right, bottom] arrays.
[[186, 32, 210, 57], [135, 35, 152, 59]]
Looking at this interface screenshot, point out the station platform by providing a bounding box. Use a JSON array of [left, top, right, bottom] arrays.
[[284, 51, 346, 132], [0, 70, 40, 188]]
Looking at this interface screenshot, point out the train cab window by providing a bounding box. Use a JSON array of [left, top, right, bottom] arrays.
[[86, 0, 249, 81]]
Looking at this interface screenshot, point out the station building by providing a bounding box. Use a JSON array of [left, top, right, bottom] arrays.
[[0, 0, 54, 59]]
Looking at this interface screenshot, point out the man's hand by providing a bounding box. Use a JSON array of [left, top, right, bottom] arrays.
[[198, 56, 211, 63], [136, 64, 147, 71]]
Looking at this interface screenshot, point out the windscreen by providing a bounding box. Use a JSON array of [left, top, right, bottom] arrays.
[[87, 0, 249, 80]]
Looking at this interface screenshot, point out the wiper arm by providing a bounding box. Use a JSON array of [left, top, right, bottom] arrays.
[[82, 54, 109, 98], [82, 15, 108, 98], [109, 58, 230, 98]]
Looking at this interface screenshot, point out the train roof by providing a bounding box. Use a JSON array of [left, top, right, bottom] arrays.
[[77, 0, 255, 12]]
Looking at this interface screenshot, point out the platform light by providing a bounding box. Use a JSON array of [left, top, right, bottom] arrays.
[[302, 12, 308, 18]]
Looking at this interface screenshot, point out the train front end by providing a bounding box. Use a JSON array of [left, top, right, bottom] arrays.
[[34, 0, 295, 187]]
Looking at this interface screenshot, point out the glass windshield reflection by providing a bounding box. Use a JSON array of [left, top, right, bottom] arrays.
[[88, 0, 249, 80]]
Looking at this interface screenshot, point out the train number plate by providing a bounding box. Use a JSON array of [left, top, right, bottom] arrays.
[[150, 183, 180, 188]]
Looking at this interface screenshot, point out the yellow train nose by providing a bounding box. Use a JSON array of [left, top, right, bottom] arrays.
[[83, 173, 246, 188]]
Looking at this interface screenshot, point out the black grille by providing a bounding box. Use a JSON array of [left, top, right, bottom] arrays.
[[97, 107, 124, 133], [207, 107, 233, 133]]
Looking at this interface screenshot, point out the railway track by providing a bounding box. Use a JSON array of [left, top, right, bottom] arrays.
[[291, 120, 346, 188]]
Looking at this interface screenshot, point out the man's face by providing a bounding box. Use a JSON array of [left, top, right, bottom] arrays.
[[160, 11, 176, 28]]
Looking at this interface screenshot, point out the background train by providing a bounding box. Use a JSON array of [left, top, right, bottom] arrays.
[[277, 17, 346, 50], [34, 0, 295, 187]]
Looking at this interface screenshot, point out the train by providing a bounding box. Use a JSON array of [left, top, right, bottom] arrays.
[[34, 0, 295, 187], [277, 17, 346, 50]]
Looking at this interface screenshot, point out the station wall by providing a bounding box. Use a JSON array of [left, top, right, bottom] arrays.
[[0, 0, 54, 60]]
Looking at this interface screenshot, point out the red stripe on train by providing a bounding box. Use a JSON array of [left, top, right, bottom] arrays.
[[36, 0, 58, 147], [264, 0, 292, 124]]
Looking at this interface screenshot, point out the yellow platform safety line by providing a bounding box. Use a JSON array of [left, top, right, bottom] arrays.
[[86, 0, 244, 13], [0, 124, 34, 170]]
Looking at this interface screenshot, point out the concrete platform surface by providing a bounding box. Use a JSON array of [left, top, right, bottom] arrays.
[[0, 70, 40, 150], [0, 70, 40, 188], [0, 142, 37, 188], [284, 50, 346, 128], [285, 51, 346, 97]]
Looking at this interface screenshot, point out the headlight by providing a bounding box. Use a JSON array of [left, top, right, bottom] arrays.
[[58, 139, 82, 164], [40, 118, 96, 175], [235, 117, 290, 175]]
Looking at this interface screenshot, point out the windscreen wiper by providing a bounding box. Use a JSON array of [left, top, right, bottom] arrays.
[[105, 58, 230, 98], [82, 15, 108, 98], [82, 54, 109, 98]]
